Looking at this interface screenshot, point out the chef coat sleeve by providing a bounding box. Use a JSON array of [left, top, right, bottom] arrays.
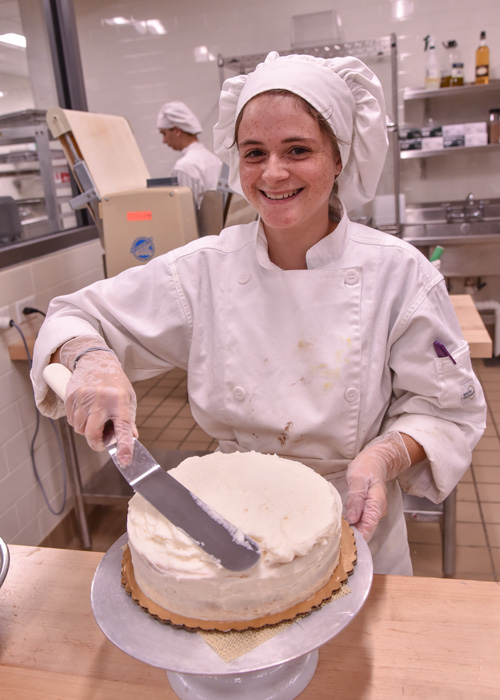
[[30, 253, 192, 419], [381, 280, 487, 503]]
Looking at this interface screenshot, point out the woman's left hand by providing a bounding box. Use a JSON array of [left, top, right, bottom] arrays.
[[345, 432, 412, 541]]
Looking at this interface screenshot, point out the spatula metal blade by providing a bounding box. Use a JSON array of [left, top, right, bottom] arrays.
[[42, 362, 260, 572], [108, 439, 261, 572]]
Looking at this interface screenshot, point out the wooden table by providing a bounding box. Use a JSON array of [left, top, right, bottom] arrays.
[[1, 545, 499, 699], [450, 294, 492, 358]]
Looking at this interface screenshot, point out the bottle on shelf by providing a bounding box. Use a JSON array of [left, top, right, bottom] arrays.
[[488, 109, 500, 144], [440, 40, 457, 88], [448, 41, 464, 87], [475, 31, 490, 85], [424, 35, 440, 90], [440, 40, 464, 88]]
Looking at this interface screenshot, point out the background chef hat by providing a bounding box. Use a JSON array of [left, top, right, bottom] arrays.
[[157, 101, 202, 135], [213, 51, 388, 213]]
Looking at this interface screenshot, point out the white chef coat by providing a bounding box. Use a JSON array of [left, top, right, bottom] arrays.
[[172, 141, 222, 208], [31, 198, 486, 575]]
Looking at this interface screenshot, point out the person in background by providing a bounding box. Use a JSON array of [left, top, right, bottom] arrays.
[[31, 52, 486, 575], [157, 100, 222, 208]]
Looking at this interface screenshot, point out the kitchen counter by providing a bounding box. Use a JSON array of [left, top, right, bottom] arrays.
[[450, 294, 492, 358], [1, 545, 499, 699]]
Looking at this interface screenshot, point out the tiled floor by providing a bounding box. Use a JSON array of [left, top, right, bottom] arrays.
[[76, 360, 500, 581]]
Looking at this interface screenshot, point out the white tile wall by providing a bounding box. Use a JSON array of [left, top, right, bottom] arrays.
[[73, 0, 500, 200], [0, 240, 106, 545]]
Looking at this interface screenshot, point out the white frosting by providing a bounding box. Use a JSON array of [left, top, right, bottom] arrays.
[[127, 451, 343, 621]]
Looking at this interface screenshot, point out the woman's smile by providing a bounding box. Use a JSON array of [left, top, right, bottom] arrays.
[[261, 188, 304, 200]]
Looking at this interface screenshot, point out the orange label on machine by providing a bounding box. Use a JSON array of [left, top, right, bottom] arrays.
[[127, 211, 152, 221]]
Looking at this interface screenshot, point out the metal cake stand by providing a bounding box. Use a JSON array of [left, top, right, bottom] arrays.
[[91, 530, 373, 699]]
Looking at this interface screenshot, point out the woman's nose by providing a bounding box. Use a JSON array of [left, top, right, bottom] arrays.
[[262, 155, 288, 182]]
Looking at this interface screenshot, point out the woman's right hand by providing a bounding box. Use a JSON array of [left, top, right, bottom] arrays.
[[58, 336, 138, 466]]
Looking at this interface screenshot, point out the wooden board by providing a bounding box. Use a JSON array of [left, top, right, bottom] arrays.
[[450, 293, 492, 358], [46, 106, 151, 197]]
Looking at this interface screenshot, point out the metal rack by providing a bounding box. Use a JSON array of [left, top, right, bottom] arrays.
[[217, 36, 396, 77], [401, 80, 500, 160], [0, 109, 75, 244], [217, 34, 402, 233]]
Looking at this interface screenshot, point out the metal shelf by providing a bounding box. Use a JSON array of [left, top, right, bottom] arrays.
[[218, 36, 395, 77], [403, 80, 500, 101], [401, 143, 500, 159], [0, 112, 65, 237]]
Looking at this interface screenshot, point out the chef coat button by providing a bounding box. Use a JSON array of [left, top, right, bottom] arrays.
[[344, 270, 359, 285], [233, 386, 246, 401], [344, 387, 359, 403], [237, 272, 251, 284]]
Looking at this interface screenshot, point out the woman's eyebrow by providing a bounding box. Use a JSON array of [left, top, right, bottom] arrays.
[[238, 138, 264, 147], [238, 136, 317, 147]]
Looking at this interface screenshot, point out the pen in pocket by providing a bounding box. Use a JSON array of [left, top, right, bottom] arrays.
[[433, 340, 457, 364]]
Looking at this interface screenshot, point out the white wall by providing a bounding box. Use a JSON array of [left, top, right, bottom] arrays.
[[0, 72, 33, 114], [1, 0, 499, 547], [73, 0, 500, 202], [0, 241, 105, 545]]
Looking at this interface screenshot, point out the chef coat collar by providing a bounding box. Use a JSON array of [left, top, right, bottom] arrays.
[[255, 196, 349, 270], [181, 141, 203, 155]]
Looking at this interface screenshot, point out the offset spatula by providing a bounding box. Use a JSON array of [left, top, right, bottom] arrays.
[[43, 363, 260, 571]]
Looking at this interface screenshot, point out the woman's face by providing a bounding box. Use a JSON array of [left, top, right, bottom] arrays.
[[237, 93, 341, 240]]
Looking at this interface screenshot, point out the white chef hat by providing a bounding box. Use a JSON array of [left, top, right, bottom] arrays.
[[157, 101, 202, 135], [213, 51, 388, 212]]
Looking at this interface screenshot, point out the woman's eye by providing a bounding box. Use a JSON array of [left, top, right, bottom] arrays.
[[289, 146, 310, 156], [243, 149, 266, 160]]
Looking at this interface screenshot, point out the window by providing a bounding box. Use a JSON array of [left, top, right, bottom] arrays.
[[0, 0, 96, 269]]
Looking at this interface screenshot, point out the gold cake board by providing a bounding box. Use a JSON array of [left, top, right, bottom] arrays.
[[121, 519, 357, 633]]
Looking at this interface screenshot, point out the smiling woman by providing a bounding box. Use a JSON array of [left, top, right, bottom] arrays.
[[31, 49, 486, 579]]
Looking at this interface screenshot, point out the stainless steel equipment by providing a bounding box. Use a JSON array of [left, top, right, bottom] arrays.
[[0, 109, 73, 244], [0, 537, 10, 588], [401, 198, 500, 276]]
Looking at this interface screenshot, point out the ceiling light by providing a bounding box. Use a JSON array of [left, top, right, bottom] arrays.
[[0, 33, 26, 48], [194, 46, 215, 62], [102, 17, 166, 35], [145, 20, 166, 35]]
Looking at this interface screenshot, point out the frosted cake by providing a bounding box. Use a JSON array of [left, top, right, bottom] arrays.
[[123, 451, 352, 630]]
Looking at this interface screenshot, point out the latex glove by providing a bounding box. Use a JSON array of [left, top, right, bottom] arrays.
[[59, 335, 138, 466], [345, 432, 411, 542]]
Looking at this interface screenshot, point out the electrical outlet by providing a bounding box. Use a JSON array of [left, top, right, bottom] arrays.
[[14, 296, 35, 325], [0, 305, 12, 331]]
